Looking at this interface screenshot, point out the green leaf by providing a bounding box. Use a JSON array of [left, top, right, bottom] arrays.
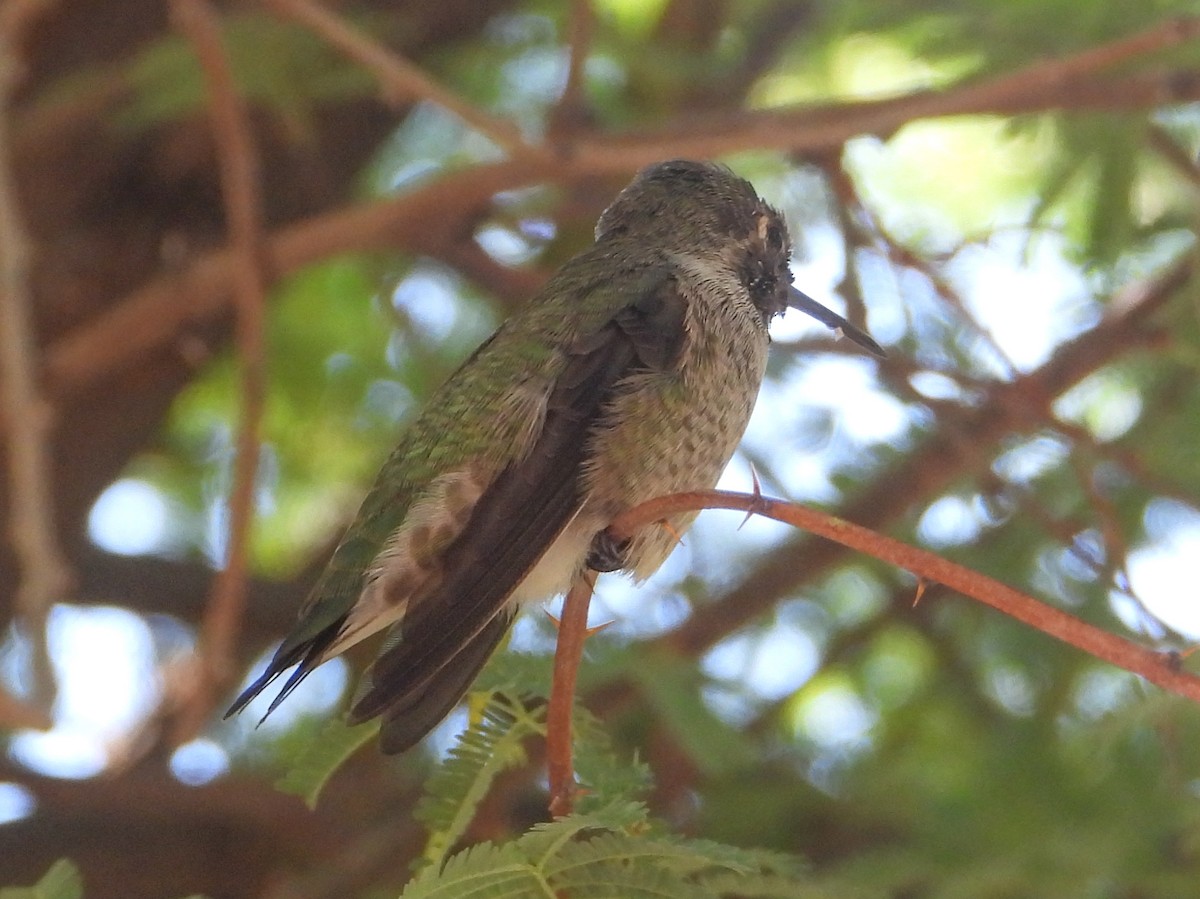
[[276, 716, 380, 808], [552, 859, 709, 898], [0, 860, 83, 899], [415, 692, 546, 870], [572, 707, 654, 813], [517, 800, 651, 862], [400, 842, 543, 899]]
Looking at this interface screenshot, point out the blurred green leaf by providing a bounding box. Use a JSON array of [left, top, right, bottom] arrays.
[[0, 861, 83, 899]]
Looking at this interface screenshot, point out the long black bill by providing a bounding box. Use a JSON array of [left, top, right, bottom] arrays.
[[787, 285, 885, 358]]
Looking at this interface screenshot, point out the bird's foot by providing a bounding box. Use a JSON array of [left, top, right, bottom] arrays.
[[586, 529, 630, 572]]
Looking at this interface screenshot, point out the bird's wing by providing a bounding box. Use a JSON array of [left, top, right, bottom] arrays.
[[350, 271, 689, 750]]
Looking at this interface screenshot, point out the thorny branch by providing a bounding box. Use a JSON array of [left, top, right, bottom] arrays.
[[171, 0, 272, 743], [608, 490, 1200, 705]]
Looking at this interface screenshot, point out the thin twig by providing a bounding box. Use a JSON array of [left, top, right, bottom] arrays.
[[548, 0, 594, 139], [171, 0, 271, 743], [0, 11, 69, 711], [547, 572, 596, 818], [608, 490, 1200, 705], [821, 156, 1019, 377], [0, 0, 57, 43], [263, 0, 539, 160], [1066, 450, 1162, 636], [1148, 122, 1200, 189]]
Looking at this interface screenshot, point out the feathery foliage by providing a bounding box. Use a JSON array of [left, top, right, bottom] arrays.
[[277, 716, 380, 808], [414, 690, 545, 870], [402, 800, 821, 899]]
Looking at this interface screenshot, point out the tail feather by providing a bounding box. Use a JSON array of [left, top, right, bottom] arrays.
[[223, 624, 342, 722]]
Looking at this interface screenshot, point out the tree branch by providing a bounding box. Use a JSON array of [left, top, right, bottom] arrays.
[[171, 0, 272, 742], [264, 0, 540, 160], [0, 5, 69, 710], [609, 490, 1200, 705], [548, 0, 594, 138]]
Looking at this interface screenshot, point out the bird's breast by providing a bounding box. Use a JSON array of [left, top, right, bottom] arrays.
[[578, 277, 770, 579]]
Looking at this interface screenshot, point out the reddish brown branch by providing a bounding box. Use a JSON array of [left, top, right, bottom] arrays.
[[547, 572, 596, 817], [610, 491, 1200, 705], [171, 0, 271, 742]]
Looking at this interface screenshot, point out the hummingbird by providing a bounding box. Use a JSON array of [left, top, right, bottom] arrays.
[[226, 159, 883, 753]]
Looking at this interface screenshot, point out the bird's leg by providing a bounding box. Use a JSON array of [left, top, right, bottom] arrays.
[[547, 571, 597, 817]]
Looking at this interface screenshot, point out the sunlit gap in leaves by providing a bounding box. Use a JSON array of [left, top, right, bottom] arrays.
[[201, 434, 279, 569], [992, 434, 1072, 485], [376, 103, 504, 194], [1124, 500, 1200, 639], [981, 661, 1038, 717], [700, 573, 890, 728], [788, 676, 877, 795], [918, 495, 987, 548], [0, 782, 36, 826], [479, 10, 575, 132], [88, 479, 172, 556], [702, 626, 821, 706], [6, 607, 158, 779], [170, 738, 230, 787], [390, 267, 463, 346], [1068, 667, 1140, 724], [952, 231, 1094, 372], [476, 223, 542, 267], [1054, 368, 1145, 442], [388, 264, 497, 374]]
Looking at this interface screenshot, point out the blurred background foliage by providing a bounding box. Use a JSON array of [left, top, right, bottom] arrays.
[[3, 0, 1200, 896]]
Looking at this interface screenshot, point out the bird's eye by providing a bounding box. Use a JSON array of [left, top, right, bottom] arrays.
[[766, 223, 784, 250]]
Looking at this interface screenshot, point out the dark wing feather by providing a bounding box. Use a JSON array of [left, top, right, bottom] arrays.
[[350, 272, 688, 739], [378, 607, 516, 753]]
